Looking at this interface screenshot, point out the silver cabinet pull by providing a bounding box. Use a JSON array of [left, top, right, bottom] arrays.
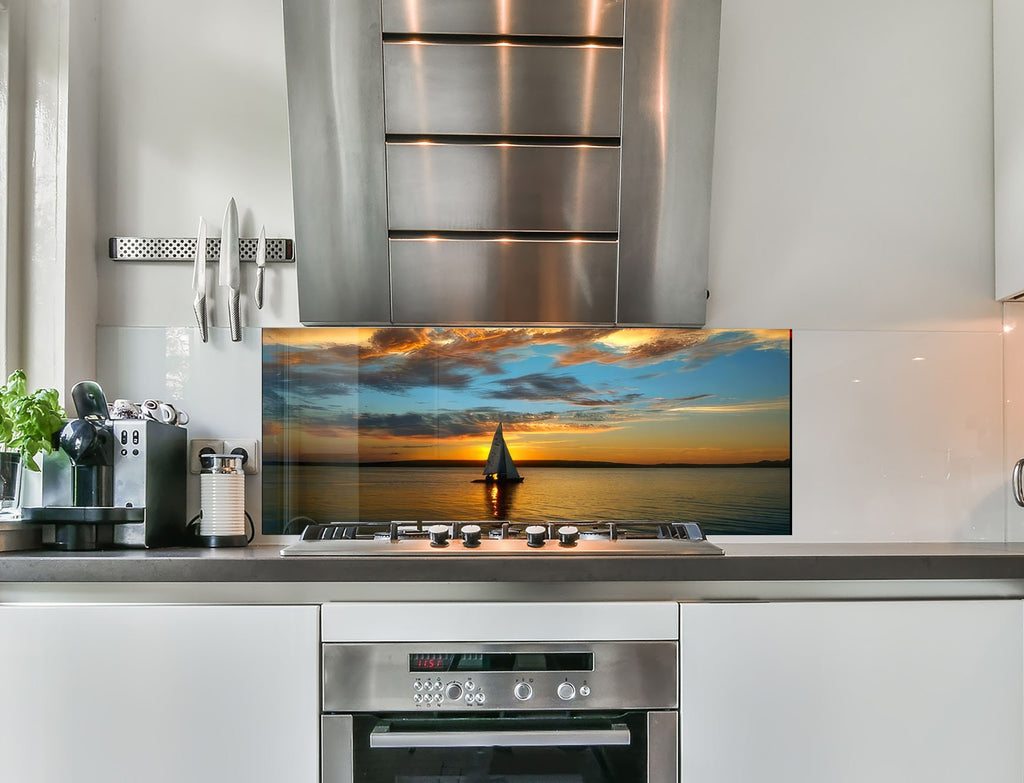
[[369, 723, 631, 749], [1013, 459, 1024, 507]]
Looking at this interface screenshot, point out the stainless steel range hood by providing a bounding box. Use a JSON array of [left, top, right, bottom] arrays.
[[283, 0, 721, 326]]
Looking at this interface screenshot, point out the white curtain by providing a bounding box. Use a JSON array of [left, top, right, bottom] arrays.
[[0, 0, 99, 401]]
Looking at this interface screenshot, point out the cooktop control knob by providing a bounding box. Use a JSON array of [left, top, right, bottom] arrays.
[[557, 525, 579, 546], [461, 524, 482, 548], [513, 682, 533, 701], [445, 682, 464, 702], [557, 682, 576, 701], [427, 524, 450, 547], [525, 525, 547, 548]]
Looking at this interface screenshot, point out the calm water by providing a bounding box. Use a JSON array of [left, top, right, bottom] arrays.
[[263, 466, 790, 536]]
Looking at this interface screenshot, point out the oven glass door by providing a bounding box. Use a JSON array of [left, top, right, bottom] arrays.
[[324, 712, 674, 783]]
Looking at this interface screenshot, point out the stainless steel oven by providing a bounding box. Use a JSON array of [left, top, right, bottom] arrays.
[[321, 640, 678, 782]]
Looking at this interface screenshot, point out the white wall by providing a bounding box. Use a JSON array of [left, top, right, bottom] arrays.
[[92, 0, 1003, 542], [96, 0, 297, 328]]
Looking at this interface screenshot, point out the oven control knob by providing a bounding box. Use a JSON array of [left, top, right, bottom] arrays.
[[427, 524, 450, 547], [557, 525, 579, 546], [557, 682, 576, 701], [461, 524, 482, 547], [579, 685, 591, 697], [445, 682, 464, 701], [514, 682, 533, 701], [525, 525, 547, 547]]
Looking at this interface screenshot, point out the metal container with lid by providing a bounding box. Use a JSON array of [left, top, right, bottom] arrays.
[[197, 453, 248, 547]]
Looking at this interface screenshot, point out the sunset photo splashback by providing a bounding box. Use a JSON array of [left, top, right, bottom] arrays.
[[262, 327, 791, 535]]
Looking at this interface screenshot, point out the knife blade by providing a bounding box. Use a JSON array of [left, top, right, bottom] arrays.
[[219, 197, 241, 342], [192, 217, 209, 342], [254, 224, 266, 310]]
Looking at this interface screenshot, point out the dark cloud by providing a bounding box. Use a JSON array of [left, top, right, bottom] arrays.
[[357, 362, 475, 393], [672, 394, 713, 403], [271, 342, 361, 368], [569, 409, 615, 422], [486, 372, 643, 407], [348, 407, 622, 441], [359, 328, 432, 359], [355, 410, 499, 439]]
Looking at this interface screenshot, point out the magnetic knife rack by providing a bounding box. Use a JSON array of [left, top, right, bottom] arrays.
[[108, 237, 294, 263]]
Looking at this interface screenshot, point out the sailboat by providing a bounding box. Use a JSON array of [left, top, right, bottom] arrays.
[[472, 422, 525, 484]]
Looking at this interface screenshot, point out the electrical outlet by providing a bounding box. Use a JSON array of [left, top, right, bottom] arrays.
[[223, 438, 260, 475], [189, 439, 224, 474]]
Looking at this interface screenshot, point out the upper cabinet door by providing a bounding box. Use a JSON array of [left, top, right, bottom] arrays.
[[995, 0, 1024, 300], [284, 0, 720, 326]]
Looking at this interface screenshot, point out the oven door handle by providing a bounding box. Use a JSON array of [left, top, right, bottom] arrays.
[[369, 723, 632, 749]]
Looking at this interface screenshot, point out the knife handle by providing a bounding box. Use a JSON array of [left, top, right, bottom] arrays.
[[255, 267, 265, 310], [193, 294, 209, 343], [228, 289, 241, 342]]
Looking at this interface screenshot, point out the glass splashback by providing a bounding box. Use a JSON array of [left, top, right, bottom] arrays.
[[262, 328, 791, 535]]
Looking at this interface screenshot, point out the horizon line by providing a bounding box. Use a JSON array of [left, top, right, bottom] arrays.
[[263, 458, 792, 469]]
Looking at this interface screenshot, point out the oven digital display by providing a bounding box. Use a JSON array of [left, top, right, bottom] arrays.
[[409, 652, 594, 673]]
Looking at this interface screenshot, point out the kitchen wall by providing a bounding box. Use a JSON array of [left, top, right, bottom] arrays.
[[91, 0, 1005, 542]]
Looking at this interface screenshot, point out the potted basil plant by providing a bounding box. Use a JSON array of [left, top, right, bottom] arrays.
[[0, 370, 65, 514]]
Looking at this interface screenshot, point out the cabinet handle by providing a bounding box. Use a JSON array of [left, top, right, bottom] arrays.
[[1013, 459, 1024, 507]]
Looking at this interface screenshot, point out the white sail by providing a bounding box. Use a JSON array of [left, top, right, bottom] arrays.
[[482, 423, 506, 474], [482, 423, 521, 479]]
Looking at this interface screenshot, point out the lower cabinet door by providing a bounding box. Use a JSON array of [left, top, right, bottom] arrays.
[[0, 604, 319, 783], [680, 600, 1023, 783]]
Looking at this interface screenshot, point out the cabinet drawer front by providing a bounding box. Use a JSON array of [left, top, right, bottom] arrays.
[[390, 238, 617, 323], [382, 0, 625, 37], [386, 143, 621, 232], [384, 42, 623, 137]]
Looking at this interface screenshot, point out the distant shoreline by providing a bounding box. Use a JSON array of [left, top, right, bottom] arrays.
[[264, 459, 791, 469]]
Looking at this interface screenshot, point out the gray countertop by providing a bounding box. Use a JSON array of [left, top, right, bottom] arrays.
[[3, 542, 1024, 584]]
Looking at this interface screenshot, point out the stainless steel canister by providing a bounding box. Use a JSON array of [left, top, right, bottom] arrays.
[[198, 453, 247, 546]]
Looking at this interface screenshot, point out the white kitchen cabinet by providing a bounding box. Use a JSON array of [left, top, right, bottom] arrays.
[[0, 604, 319, 783], [679, 600, 1023, 783], [996, 0, 1024, 299]]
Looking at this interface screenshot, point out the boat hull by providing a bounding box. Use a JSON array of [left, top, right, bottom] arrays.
[[471, 476, 525, 484]]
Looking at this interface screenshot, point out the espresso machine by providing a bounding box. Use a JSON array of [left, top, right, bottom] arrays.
[[22, 381, 187, 550]]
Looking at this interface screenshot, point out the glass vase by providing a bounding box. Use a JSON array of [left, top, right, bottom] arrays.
[[0, 451, 23, 517]]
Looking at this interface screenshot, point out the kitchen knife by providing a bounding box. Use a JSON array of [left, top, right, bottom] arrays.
[[219, 197, 241, 342], [254, 224, 266, 310], [192, 216, 209, 342]]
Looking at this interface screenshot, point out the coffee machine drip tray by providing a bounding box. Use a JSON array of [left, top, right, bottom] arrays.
[[21, 507, 145, 523], [20, 506, 146, 551]]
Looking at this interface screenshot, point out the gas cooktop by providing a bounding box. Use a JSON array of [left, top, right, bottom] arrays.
[[279, 520, 724, 556]]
